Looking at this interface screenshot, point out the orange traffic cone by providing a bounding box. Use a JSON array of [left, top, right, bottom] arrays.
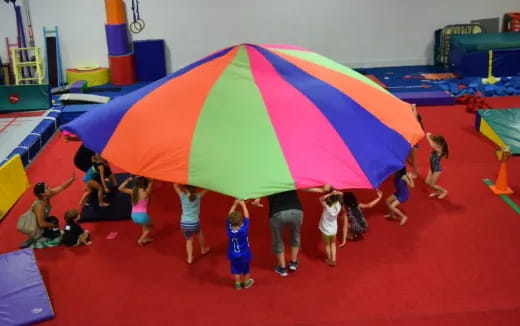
[[490, 161, 513, 195]]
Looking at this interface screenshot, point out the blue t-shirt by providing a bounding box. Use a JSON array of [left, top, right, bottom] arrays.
[[180, 192, 200, 223], [226, 218, 251, 261]]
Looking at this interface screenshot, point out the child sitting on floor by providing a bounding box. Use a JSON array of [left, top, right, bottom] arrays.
[[61, 209, 92, 247]]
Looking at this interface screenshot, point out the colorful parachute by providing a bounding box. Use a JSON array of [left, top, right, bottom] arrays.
[[63, 44, 424, 198]]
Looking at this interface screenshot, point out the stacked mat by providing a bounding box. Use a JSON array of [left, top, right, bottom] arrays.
[[449, 33, 520, 77], [105, 0, 136, 85]]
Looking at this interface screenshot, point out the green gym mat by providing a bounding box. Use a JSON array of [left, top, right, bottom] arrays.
[[451, 32, 520, 52]]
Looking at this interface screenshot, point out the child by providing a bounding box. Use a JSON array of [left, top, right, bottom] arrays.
[[425, 132, 449, 199], [119, 176, 154, 245], [61, 209, 92, 247], [385, 167, 414, 225], [173, 184, 210, 264], [339, 190, 382, 246], [79, 154, 110, 207], [319, 191, 343, 266], [407, 104, 425, 178], [227, 199, 254, 290]]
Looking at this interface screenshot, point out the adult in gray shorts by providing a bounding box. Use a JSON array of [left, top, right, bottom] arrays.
[[254, 187, 328, 277], [267, 190, 303, 276]]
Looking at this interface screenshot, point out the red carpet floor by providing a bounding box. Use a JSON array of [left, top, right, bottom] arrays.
[[1, 101, 520, 326]]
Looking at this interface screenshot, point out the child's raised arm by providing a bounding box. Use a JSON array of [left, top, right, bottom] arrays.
[[425, 132, 436, 148], [146, 178, 153, 193], [118, 177, 133, 195], [239, 200, 249, 219], [319, 193, 331, 208], [359, 190, 383, 209], [198, 189, 209, 198], [173, 183, 182, 195], [251, 198, 263, 207], [228, 199, 239, 215]]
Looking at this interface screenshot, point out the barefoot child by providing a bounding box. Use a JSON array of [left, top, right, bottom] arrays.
[[227, 199, 254, 290], [79, 154, 110, 207], [61, 209, 92, 247], [425, 132, 449, 199], [319, 191, 343, 266], [119, 176, 154, 245], [385, 167, 414, 225], [340, 190, 382, 246], [173, 184, 210, 264]]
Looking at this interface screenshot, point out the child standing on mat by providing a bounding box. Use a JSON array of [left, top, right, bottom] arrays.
[[173, 184, 210, 264], [61, 209, 92, 247], [425, 132, 449, 199], [227, 199, 254, 290], [385, 167, 414, 225], [119, 176, 154, 246], [407, 104, 425, 178], [79, 154, 110, 207], [319, 191, 343, 266], [340, 190, 382, 246]]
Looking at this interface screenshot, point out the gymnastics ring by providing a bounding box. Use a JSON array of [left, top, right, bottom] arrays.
[[129, 19, 145, 34]]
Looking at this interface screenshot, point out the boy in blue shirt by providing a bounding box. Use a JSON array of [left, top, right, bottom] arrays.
[[227, 199, 254, 290]]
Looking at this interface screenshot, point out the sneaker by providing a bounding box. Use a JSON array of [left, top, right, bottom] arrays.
[[244, 279, 255, 289], [274, 266, 288, 277], [288, 261, 298, 271], [234, 282, 242, 290]]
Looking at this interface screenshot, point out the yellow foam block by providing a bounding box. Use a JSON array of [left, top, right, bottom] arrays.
[[480, 118, 506, 149], [0, 155, 30, 220], [66, 67, 110, 87]]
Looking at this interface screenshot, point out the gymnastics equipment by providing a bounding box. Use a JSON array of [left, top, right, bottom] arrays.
[[109, 53, 136, 85], [66, 67, 110, 87], [59, 93, 110, 104], [434, 23, 485, 67], [0, 84, 51, 111], [475, 109, 520, 155], [503, 12, 520, 32], [482, 50, 500, 85], [129, 0, 145, 33], [394, 91, 456, 106], [104, 0, 136, 85], [11, 47, 43, 84], [70, 80, 88, 93], [449, 33, 520, 77], [0, 154, 29, 221], [80, 173, 132, 222], [133, 39, 166, 81], [105, 24, 130, 55], [43, 26, 65, 86], [105, 0, 126, 24], [0, 249, 55, 325], [489, 147, 514, 195]]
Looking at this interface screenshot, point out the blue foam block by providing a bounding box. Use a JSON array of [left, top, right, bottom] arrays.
[[133, 40, 167, 82], [0, 249, 54, 325]]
